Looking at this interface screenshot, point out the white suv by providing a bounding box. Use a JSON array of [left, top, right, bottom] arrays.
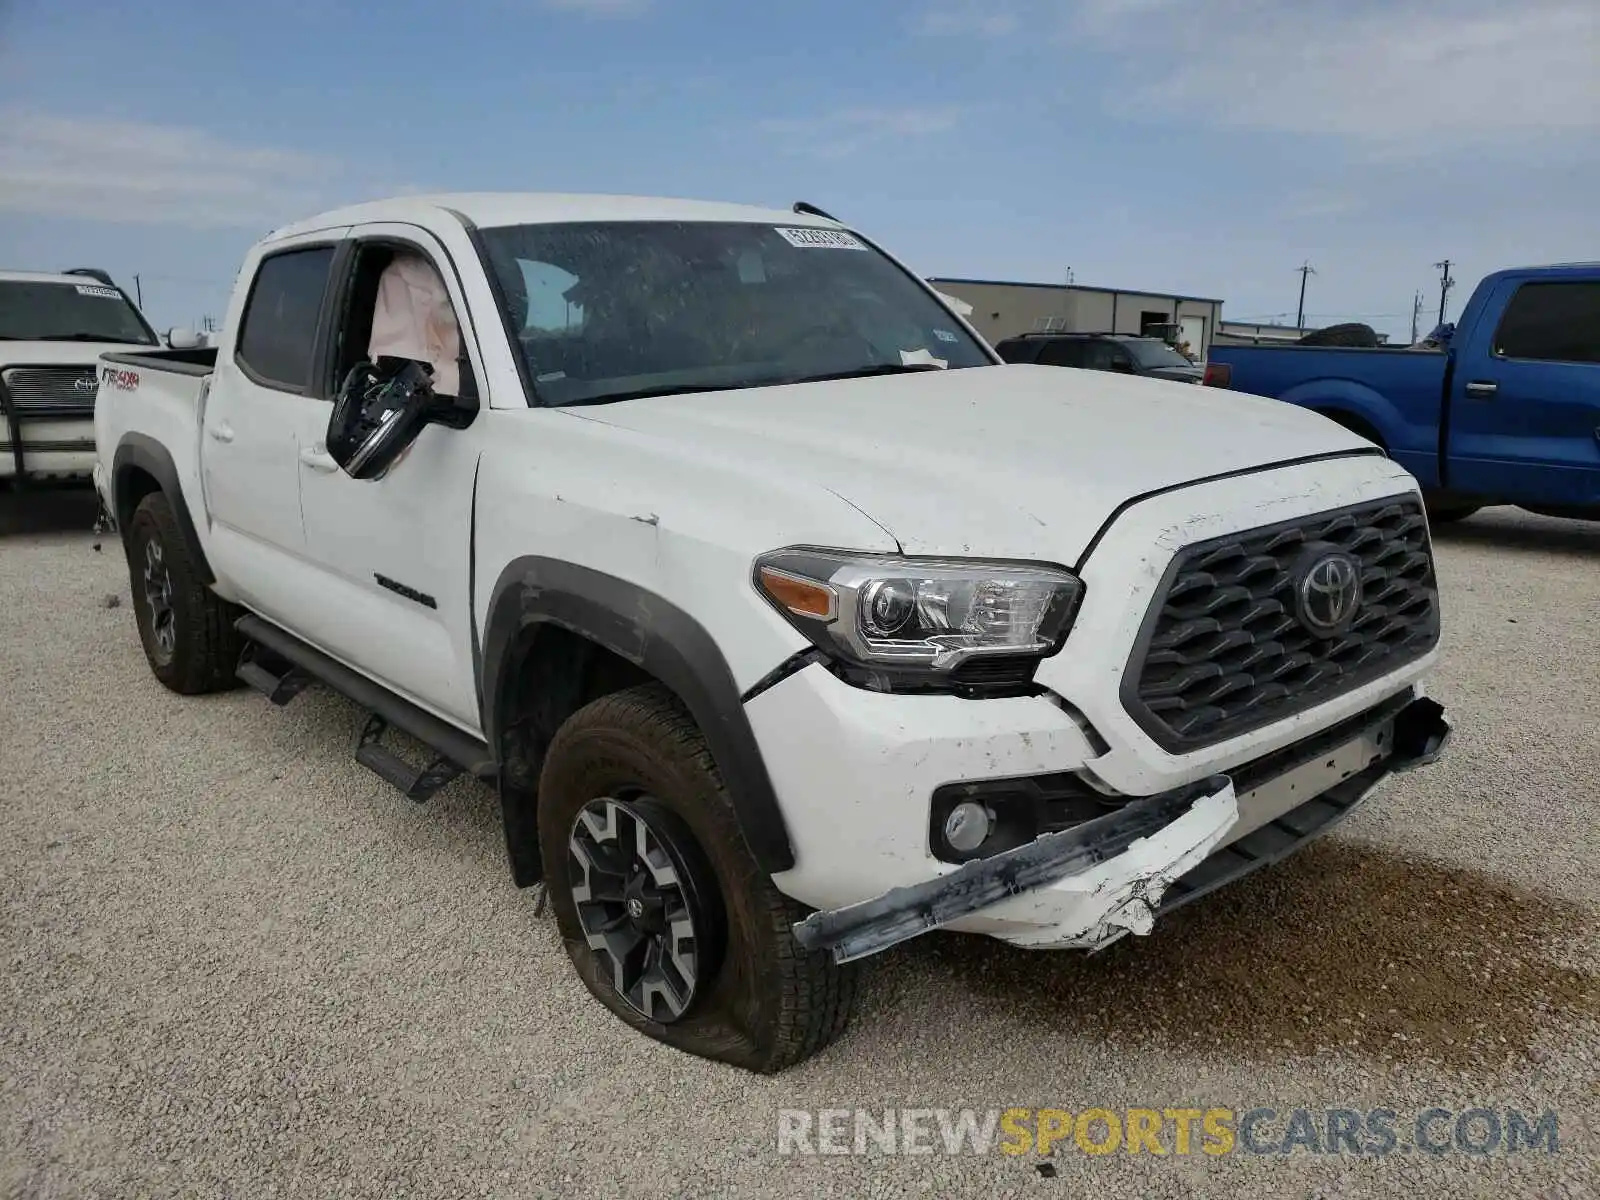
[[92, 193, 1451, 1071]]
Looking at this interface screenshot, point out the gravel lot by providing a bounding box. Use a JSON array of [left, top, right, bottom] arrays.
[[3, 488, 1597, 1199]]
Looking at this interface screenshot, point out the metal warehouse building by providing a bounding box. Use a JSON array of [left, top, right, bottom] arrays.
[[928, 277, 1225, 360]]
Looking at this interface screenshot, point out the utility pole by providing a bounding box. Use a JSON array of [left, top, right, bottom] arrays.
[[1433, 259, 1455, 326], [1411, 291, 1424, 343], [133, 274, 143, 308], [1295, 261, 1316, 331]]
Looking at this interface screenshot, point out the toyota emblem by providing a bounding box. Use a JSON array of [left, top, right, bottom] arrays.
[[73, 376, 97, 392], [1295, 550, 1363, 637]]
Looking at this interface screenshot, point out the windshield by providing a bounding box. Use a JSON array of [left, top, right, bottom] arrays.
[[1120, 339, 1196, 371], [1122, 338, 1196, 369], [477, 221, 993, 406], [0, 280, 158, 344]]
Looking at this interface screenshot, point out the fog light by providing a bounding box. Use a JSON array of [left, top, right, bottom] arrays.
[[942, 801, 993, 853]]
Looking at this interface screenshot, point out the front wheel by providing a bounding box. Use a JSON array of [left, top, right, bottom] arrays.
[[537, 684, 859, 1072], [124, 492, 243, 694]]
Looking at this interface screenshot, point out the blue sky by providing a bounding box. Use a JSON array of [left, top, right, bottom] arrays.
[[2, 0, 1595, 340]]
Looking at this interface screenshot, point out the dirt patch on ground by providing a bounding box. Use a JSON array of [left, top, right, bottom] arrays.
[[902, 838, 1599, 1069]]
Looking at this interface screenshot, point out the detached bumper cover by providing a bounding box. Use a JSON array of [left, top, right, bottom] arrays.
[[790, 695, 1451, 964]]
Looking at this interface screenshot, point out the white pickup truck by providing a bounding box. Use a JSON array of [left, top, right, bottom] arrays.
[[93, 192, 1452, 1072], [1, 268, 168, 486]]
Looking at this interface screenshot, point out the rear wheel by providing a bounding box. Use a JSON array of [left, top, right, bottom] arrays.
[[538, 684, 859, 1072], [124, 492, 243, 694]]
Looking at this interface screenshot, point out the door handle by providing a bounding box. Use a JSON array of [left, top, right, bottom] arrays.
[[1464, 380, 1498, 399], [207, 421, 235, 442], [299, 444, 340, 473]]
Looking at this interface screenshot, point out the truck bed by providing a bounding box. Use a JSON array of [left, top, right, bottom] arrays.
[[100, 347, 218, 377], [1206, 344, 1450, 489], [92, 346, 216, 542]]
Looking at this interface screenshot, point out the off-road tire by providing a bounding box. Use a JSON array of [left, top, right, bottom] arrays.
[[125, 491, 243, 695], [538, 683, 859, 1073]]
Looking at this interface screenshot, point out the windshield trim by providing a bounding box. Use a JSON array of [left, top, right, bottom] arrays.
[[0, 278, 160, 347], [452, 210, 1001, 409]]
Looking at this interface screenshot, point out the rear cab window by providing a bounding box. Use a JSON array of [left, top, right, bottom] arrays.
[[235, 246, 338, 391]]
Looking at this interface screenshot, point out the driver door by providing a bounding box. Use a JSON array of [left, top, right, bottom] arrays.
[[291, 225, 489, 730]]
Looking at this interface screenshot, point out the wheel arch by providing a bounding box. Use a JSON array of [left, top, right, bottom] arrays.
[[479, 557, 797, 887], [1311, 407, 1388, 451], [111, 434, 214, 585]]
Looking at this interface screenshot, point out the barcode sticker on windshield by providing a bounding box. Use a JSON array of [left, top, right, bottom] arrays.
[[75, 284, 120, 299], [774, 227, 867, 251]]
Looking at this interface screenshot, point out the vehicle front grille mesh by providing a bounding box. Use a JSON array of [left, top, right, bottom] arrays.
[[1124, 497, 1439, 752], [1, 367, 100, 414]]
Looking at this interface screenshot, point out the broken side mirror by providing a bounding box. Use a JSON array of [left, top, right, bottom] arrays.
[[326, 356, 439, 480]]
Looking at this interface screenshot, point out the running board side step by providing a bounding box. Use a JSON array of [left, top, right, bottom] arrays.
[[355, 713, 462, 804], [233, 615, 497, 799], [236, 641, 314, 706]]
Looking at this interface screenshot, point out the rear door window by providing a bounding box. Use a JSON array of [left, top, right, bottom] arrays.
[[236, 246, 337, 391], [1079, 342, 1116, 370], [1493, 281, 1600, 365], [1038, 340, 1086, 367]]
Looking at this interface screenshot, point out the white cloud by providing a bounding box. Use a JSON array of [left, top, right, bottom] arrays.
[[917, 7, 1019, 37], [759, 106, 965, 158], [0, 110, 337, 227], [1070, 0, 1600, 150]]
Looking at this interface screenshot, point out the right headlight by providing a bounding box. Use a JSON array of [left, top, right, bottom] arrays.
[[754, 547, 1084, 694]]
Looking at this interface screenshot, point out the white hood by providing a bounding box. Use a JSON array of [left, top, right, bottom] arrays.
[[572, 363, 1374, 564], [0, 340, 154, 367]]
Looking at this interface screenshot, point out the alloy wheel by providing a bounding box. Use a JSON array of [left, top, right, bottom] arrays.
[[567, 795, 719, 1023], [141, 538, 177, 663]]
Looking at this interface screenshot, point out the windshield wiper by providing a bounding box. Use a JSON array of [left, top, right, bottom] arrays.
[[30, 332, 136, 343], [558, 362, 951, 407], [560, 381, 758, 407], [784, 362, 949, 385]]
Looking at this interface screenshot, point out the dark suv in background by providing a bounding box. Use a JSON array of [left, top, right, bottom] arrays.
[[994, 332, 1204, 385]]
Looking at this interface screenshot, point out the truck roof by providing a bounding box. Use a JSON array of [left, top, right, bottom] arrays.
[[1481, 261, 1600, 283], [265, 192, 845, 245], [0, 269, 110, 285]]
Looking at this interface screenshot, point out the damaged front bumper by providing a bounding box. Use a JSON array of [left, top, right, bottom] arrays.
[[790, 693, 1452, 965]]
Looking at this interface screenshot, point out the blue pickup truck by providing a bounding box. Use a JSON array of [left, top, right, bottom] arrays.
[[1206, 262, 1600, 522]]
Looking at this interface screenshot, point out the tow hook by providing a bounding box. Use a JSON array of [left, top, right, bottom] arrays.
[[1389, 695, 1452, 770]]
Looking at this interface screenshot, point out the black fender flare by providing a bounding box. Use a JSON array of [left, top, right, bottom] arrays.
[[479, 557, 797, 876], [112, 433, 214, 585]]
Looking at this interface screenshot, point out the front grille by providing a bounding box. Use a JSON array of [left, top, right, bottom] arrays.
[[1123, 496, 1439, 752], [0, 366, 100, 414]]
